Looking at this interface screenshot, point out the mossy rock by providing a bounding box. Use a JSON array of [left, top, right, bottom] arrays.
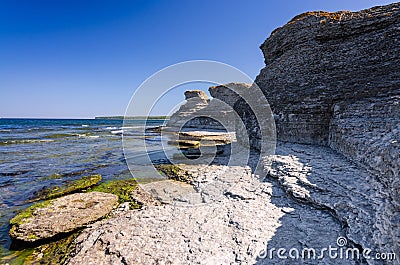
[[0, 248, 35, 265], [9, 200, 52, 228], [23, 231, 80, 265], [90, 179, 140, 209], [31, 174, 102, 201], [168, 140, 200, 149], [43, 133, 74, 139], [154, 164, 192, 183], [10, 192, 118, 242]]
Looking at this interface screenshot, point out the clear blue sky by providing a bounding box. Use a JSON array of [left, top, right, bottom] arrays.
[[0, 0, 396, 118]]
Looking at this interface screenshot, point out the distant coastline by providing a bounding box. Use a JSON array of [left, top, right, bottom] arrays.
[[95, 116, 170, 120]]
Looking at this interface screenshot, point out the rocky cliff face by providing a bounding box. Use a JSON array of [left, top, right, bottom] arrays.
[[255, 3, 400, 145], [255, 2, 400, 260]]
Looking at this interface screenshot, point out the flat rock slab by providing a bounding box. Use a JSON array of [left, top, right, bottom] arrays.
[[178, 131, 236, 143], [10, 192, 118, 242], [67, 165, 347, 265]]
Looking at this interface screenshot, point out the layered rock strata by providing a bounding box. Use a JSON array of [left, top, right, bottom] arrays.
[[255, 3, 400, 146], [254, 3, 400, 259], [166, 90, 228, 131]]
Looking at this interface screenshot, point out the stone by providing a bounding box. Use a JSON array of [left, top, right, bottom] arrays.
[[141, 179, 202, 205], [209, 83, 252, 106], [129, 185, 162, 207], [178, 131, 235, 144], [166, 88, 238, 131], [253, 3, 400, 258], [166, 131, 236, 162], [9, 192, 118, 242], [166, 90, 210, 130], [29, 175, 102, 202]]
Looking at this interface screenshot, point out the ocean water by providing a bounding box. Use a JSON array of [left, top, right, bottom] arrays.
[[0, 118, 166, 253]]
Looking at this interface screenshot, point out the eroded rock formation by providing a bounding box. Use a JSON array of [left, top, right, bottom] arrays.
[[166, 90, 228, 130]]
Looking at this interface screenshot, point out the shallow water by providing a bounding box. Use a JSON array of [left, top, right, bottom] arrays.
[[0, 118, 166, 256]]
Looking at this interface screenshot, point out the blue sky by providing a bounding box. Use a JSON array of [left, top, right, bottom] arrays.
[[0, 0, 396, 118]]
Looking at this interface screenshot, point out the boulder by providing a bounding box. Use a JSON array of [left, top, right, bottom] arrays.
[[10, 192, 118, 242]]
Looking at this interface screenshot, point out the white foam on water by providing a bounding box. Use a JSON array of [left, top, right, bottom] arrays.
[[1, 139, 55, 145], [121, 126, 143, 130], [111, 130, 124, 135]]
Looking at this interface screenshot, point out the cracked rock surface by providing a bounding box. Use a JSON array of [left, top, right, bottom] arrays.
[[67, 162, 358, 265], [264, 142, 399, 263]]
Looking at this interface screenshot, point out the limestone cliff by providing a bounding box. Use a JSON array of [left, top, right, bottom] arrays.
[[255, 3, 399, 145], [255, 2, 400, 260]]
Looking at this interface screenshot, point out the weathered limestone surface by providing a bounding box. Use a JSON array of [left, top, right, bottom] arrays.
[[264, 142, 399, 261], [10, 192, 118, 242], [67, 165, 351, 265], [67, 142, 399, 264]]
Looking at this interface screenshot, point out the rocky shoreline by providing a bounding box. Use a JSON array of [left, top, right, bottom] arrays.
[[66, 141, 395, 264], [6, 2, 399, 264], [65, 3, 399, 264]]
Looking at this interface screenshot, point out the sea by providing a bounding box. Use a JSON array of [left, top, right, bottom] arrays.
[[0, 118, 166, 256]]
